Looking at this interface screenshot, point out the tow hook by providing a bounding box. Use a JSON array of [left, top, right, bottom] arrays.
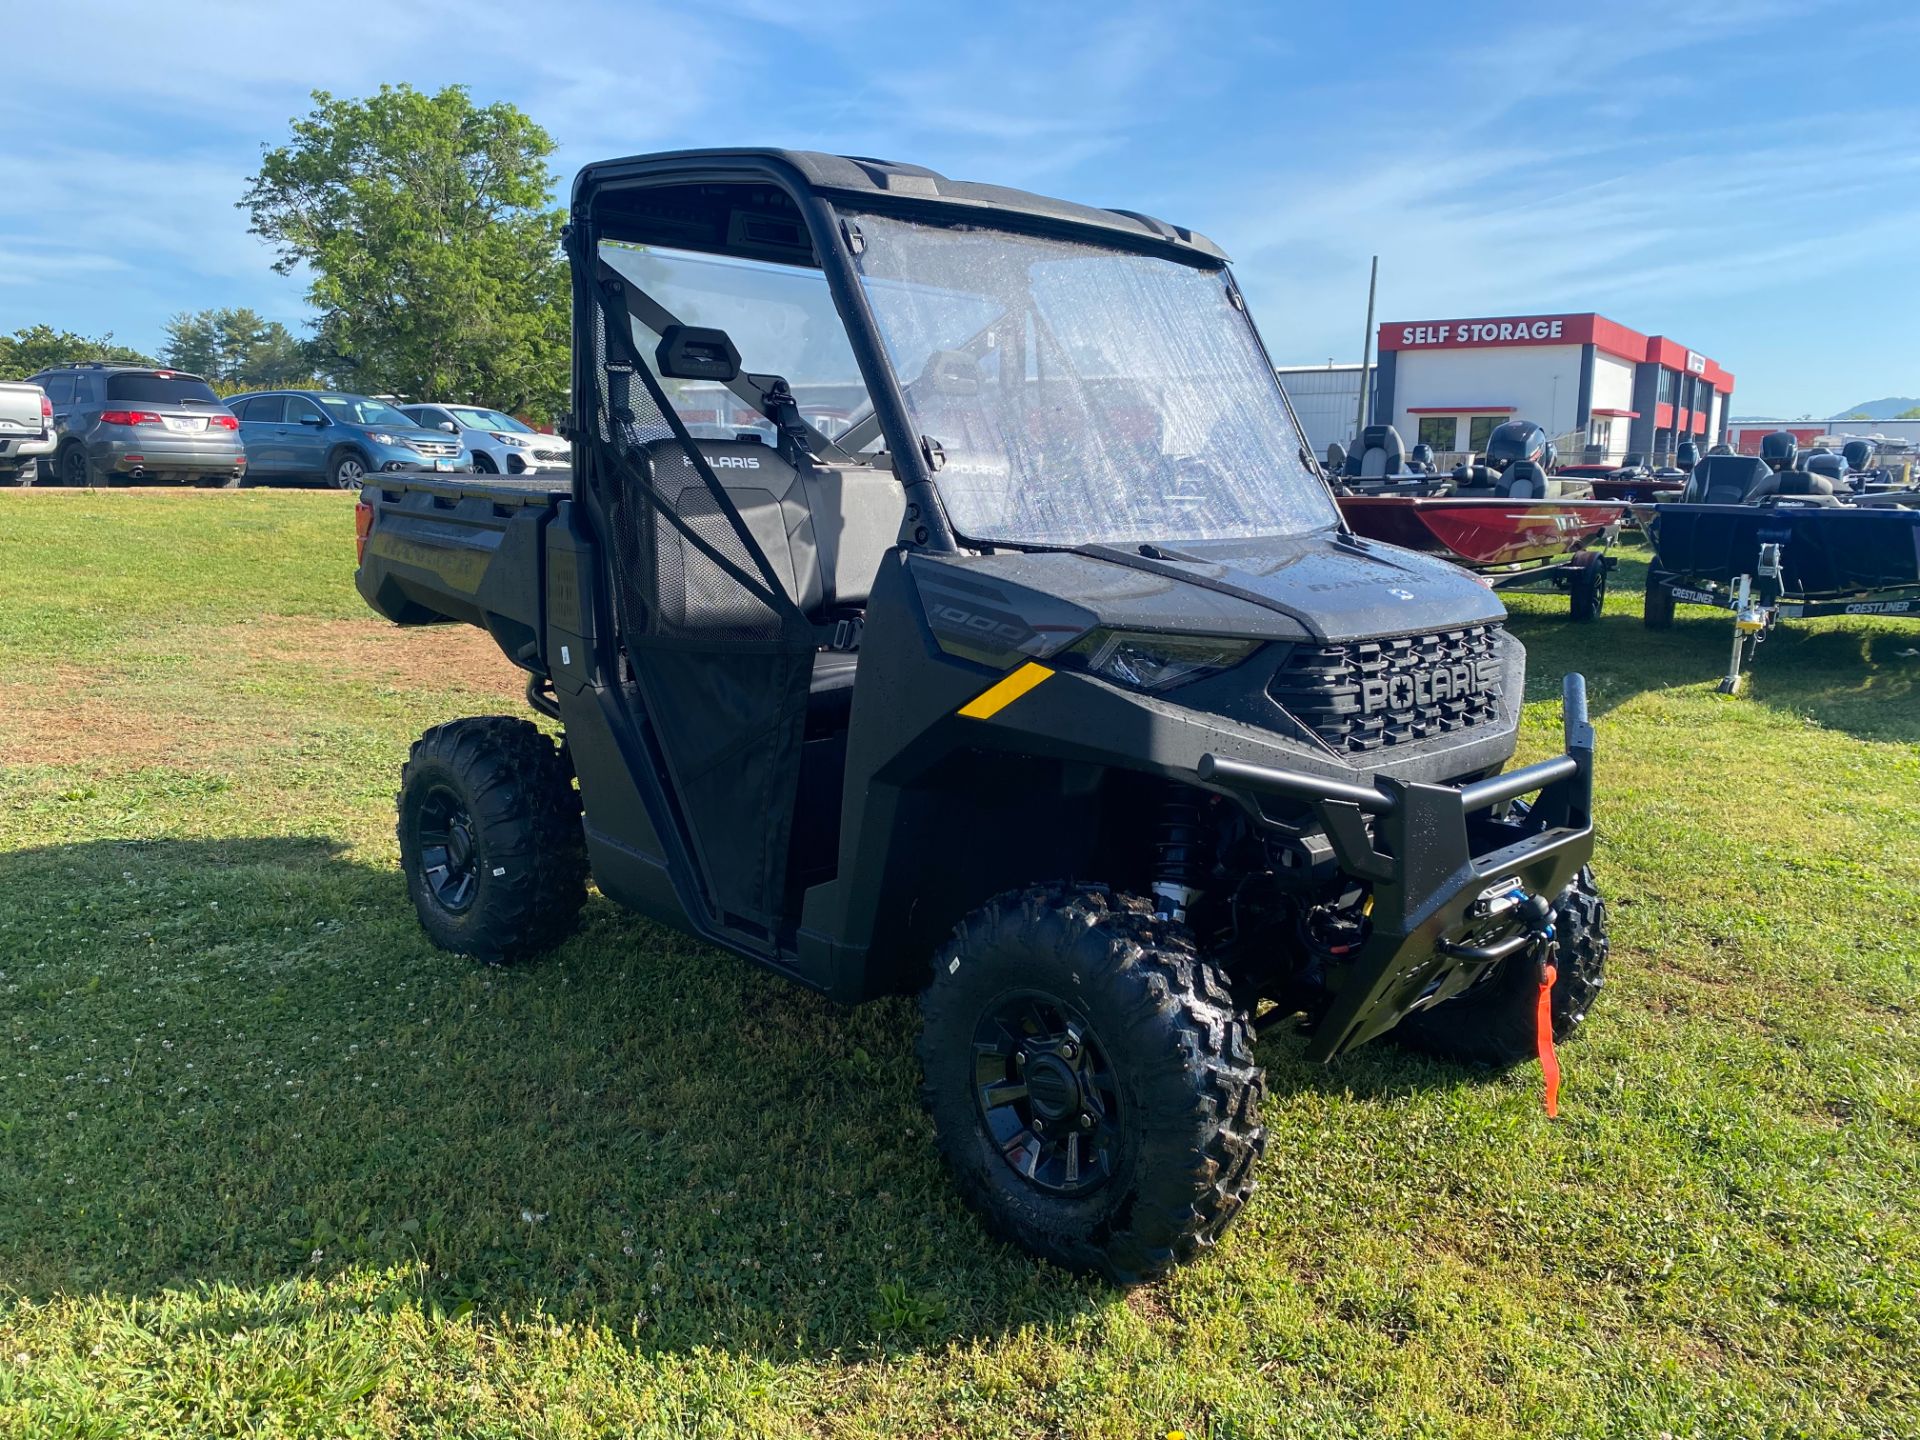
[[1440, 888, 1563, 1115]]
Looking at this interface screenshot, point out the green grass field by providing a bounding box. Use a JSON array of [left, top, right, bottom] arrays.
[[1, 490, 1916, 1438]]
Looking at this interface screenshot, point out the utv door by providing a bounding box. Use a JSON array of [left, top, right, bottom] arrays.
[[572, 246, 824, 944]]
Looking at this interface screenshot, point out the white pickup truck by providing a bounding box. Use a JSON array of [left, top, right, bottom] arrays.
[[0, 380, 56, 484]]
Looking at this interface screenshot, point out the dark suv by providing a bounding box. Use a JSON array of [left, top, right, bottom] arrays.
[[30, 363, 245, 487]]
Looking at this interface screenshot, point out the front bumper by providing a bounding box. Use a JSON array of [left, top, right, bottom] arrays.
[[499, 443, 569, 473], [1198, 672, 1597, 1060], [373, 444, 470, 474]]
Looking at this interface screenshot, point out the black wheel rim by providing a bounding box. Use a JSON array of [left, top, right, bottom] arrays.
[[972, 990, 1122, 1196], [415, 785, 481, 914], [64, 449, 87, 486]]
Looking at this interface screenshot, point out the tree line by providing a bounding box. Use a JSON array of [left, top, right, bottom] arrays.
[[3, 85, 571, 421]]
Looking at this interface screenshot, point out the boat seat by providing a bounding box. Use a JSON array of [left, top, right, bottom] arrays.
[[1343, 424, 1406, 480], [1804, 453, 1849, 485], [1749, 469, 1843, 507], [1493, 460, 1551, 498], [1683, 455, 1773, 505]]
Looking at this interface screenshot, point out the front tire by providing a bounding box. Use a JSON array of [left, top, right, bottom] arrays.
[[396, 717, 588, 962], [472, 451, 498, 474], [59, 444, 101, 488], [918, 885, 1267, 1285], [327, 448, 368, 490], [1391, 868, 1608, 1067]]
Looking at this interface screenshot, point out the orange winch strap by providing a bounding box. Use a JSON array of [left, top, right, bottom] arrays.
[[1536, 962, 1561, 1118]]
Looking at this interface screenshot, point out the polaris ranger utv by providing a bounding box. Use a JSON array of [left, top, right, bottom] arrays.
[[355, 149, 1607, 1283]]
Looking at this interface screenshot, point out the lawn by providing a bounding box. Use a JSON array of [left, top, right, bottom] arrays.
[[1, 490, 1916, 1439]]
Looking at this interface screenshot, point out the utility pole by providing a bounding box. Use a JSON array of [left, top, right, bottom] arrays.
[[1354, 255, 1378, 441]]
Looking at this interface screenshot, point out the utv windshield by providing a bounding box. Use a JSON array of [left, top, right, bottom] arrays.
[[847, 212, 1336, 546]]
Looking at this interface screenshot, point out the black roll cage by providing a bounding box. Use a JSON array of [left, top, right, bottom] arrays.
[[567, 149, 1332, 561]]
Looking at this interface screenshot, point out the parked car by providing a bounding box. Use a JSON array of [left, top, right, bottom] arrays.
[[227, 391, 469, 489], [398, 403, 568, 475], [0, 380, 57, 485], [27, 363, 245, 487]]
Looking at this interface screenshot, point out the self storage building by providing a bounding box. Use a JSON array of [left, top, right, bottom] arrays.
[[1367, 312, 1734, 464]]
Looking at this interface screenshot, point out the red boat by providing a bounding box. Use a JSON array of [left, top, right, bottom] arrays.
[[1339, 495, 1627, 620]]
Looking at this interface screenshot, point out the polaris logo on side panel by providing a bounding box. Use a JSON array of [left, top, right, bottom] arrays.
[[681, 453, 761, 470], [1359, 658, 1499, 715]]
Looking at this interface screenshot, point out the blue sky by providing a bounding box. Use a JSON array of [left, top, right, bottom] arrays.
[[4, 0, 1915, 417]]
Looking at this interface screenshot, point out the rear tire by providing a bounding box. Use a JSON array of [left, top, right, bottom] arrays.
[[1569, 558, 1606, 622], [1643, 566, 1675, 629], [918, 884, 1266, 1284], [396, 717, 588, 963], [1391, 868, 1608, 1067]]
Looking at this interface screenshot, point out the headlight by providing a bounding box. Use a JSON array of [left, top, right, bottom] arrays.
[[366, 431, 398, 445], [1068, 630, 1261, 691], [491, 432, 534, 447]]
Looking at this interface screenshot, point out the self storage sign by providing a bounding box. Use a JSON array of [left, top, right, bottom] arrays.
[[1391, 317, 1569, 348]]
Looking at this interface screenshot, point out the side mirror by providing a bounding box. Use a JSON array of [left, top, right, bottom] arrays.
[[440, 421, 458, 433], [301, 414, 327, 427], [656, 324, 741, 382]]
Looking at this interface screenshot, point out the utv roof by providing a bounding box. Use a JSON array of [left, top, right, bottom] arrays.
[[572, 148, 1230, 264]]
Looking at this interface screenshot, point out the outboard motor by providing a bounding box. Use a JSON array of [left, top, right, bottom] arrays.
[[1759, 430, 1800, 474], [1675, 439, 1700, 473], [1481, 419, 1549, 474], [1407, 442, 1435, 475], [1325, 440, 1347, 472], [1842, 438, 1875, 472], [1542, 440, 1559, 473], [1707, 442, 1734, 456]]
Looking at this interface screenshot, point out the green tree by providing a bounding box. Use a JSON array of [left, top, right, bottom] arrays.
[[163, 308, 317, 389], [0, 325, 158, 378], [239, 85, 568, 419], [1898, 406, 1920, 420]]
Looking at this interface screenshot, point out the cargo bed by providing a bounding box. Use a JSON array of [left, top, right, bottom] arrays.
[[354, 472, 575, 672]]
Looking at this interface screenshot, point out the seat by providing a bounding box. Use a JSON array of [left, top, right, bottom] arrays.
[[1804, 452, 1848, 485], [801, 467, 907, 608], [641, 437, 825, 625], [1343, 424, 1406, 480], [808, 650, 860, 736], [1750, 469, 1842, 507], [642, 437, 907, 618], [1683, 455, 1772, 505], [1494, 459, 1551, 498]]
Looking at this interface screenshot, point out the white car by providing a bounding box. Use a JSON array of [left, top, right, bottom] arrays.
[[0, 381, 57, 485], [400, 404, 569, 475]]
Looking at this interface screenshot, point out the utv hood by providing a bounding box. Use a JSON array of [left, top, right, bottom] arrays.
[[921, 529, 1507, 649]]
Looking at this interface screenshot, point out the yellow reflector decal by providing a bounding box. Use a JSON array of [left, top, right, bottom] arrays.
[[958, 662, 1053, 719]]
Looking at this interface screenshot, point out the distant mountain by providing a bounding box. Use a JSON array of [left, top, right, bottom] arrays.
[[1832, 397, 1920, 420]]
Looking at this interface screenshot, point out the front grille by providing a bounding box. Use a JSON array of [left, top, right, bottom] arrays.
[[1268, 624, 1503, 754], [406, 438, 461, 457], [533, 448, 566, 462]]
